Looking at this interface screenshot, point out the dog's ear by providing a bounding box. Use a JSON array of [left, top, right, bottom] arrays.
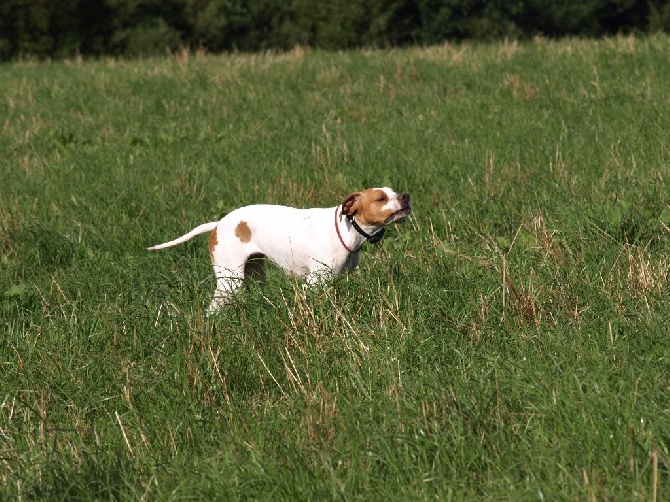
[[341, 192, 360, 217]]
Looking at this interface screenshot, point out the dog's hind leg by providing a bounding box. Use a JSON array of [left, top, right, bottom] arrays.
[[207, 224, 265, 314], [207, 265, 245, 314], [207, 255, 266, 314], [207, 225, 245, 314]]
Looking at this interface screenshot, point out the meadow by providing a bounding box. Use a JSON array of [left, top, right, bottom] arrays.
[[1, 35, 669, 499]]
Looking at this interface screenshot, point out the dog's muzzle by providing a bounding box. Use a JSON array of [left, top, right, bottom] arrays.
[[384, 193, 411, 224]]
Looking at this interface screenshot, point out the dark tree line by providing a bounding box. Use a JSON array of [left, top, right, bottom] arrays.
[[1, 0, 669, 60]]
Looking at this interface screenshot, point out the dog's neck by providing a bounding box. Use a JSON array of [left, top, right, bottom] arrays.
[[334, 207, 385, 253], [346, 214, 386, 244]]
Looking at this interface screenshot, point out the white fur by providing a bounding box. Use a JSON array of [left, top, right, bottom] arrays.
[[148, 187, 410, 314]]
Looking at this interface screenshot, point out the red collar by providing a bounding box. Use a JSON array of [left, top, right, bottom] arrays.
[[334, 206, 360, 254]]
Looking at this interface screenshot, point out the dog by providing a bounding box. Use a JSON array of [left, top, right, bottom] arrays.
[[148, 187, 411, 313]]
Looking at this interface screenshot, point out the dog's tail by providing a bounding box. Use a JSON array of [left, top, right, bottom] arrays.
[[147, 221, 219, 251]]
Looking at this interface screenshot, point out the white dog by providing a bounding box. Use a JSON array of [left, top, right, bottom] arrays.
[[148, 187, 411, 313]]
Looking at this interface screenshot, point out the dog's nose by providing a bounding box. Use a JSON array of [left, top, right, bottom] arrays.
[[398, 193, 410, 205]]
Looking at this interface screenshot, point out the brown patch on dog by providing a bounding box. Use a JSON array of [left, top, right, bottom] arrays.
[[208, 228, 218, 262], [235, 221, 252, 243], [342, 188, 395, 226], [341, 192, 361, 217]]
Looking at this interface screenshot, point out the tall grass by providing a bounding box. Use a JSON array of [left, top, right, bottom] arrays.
[[1, 35, 669, 499]]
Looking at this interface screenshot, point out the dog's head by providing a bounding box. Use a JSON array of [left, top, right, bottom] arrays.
[[341, 187, 411, 227]]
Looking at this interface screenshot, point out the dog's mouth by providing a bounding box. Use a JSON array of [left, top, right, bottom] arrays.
[[384, 205, 412, 224]]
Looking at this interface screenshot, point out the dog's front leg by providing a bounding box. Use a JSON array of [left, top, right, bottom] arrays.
[[305, 267, 335, 288]]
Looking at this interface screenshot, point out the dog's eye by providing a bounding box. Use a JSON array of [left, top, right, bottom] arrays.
[[376, 196, 386, 202]]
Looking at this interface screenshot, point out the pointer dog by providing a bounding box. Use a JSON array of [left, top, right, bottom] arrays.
[[148, 187, 411, 313]]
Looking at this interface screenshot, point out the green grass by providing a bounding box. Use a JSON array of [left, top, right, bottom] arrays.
[[1, 36, 669, 499]]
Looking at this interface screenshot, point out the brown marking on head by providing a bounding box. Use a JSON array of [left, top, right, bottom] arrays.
[[208, 228, 218, 262], [341, 192, 360, 218], [235, 221, 252, 243], [341, 188, 396, 226]]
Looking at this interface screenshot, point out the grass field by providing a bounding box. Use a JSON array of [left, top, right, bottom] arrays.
[[1, 35, 669, 499]]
